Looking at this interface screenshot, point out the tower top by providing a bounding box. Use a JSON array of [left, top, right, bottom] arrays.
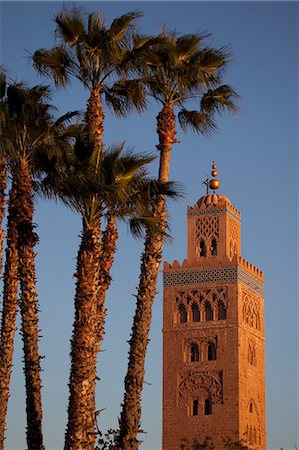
[[209, 161, 220, 192]]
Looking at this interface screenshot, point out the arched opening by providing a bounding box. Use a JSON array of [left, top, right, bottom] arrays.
[[249, 401, 253, 413], [192, 303, 200, 322], [192, 399, 199, 416], [178, 304, 187, 323], [205, 302, 213, 321], [211, 237, 217, 256], [204, 398, 212, 415], [199, 239, 206, 257], [208, 342, 216, 361], [217, 301, 227, 320], [190, 343, 200, 362]]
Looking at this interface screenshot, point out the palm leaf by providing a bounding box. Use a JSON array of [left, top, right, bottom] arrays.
[[55, 7, 85, 46], [178, 109, 217, 135], [33, 47, 73, 87], [108, 12, 142, 42]]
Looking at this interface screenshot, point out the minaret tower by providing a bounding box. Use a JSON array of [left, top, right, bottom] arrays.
[[162, 163, 266, 449]]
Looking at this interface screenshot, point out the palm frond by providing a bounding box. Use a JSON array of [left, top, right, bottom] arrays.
[[200, 85, 239, 114], [106, 79, 147, 116], [178, 109, 217, 136], [108, 11, 142, 42], [55, 7, 85, 46], [32, 47, 73, 87]]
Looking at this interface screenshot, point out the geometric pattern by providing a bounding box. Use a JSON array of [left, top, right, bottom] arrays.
[[163, 266, 264, 295]]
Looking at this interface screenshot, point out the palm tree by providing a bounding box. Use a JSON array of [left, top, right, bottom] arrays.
[[39, 135, 178, 449], [0, 67, 8, 274], [32, 3, 159, 361], [0, 82, 77, 450], [118, 32, 239, 449]]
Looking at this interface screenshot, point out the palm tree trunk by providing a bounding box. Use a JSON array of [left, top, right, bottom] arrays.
[[0, 154, 7, 275], [97, 215, 118, 345], [118, 105, 176, 449], [85, 88, 104, 158], [0, 178, 19, 450], [65, 219, 102, 450], [17, 159, 44, 450]]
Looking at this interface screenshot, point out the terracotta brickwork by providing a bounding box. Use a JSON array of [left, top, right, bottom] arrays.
[[163, 194, 266, 450]]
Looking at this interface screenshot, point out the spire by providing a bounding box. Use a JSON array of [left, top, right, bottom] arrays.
[[209, 161, 220, 192]]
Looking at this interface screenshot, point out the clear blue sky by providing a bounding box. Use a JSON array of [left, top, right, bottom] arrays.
[[0, 1, 298, 449]]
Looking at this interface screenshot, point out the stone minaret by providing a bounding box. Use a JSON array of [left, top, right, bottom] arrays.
[[162, 163, 266, 450]]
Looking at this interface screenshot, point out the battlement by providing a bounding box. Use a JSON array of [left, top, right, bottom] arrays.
[[238, 256, 264, 282]]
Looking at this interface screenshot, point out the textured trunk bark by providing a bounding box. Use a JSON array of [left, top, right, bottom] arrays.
[[0, 154, 7, 275], [65, 220, 102, 450], [97, 215, 118, 345], [85, 88, 104, 160], [17, 159, 44, 450], [118, 105, 176, 450], [0, 178, 19, 450]]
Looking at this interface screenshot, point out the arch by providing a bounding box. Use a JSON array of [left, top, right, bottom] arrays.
[[208, 342, 217, 361], [205, 302, 213, 321], [217, 301, 227, 320], [190, 343, 200, 362], [192, 399, 199, 416], [211, 237, 217, 256], [178, 304, 187, 323], [204, 398, 212, 415], [192, 303, 200, 322], [199, 239, 206, 257]]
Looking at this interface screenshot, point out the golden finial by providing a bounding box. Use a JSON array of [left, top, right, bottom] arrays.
[[209, 161, 220, 191]]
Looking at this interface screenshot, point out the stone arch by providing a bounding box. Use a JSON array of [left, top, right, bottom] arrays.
[[178, 371, 223, 406], [204, 301, 213, 321], [217, 300, 227, 320], [191, 302, 200, 322], [210, 236, 218, 256]]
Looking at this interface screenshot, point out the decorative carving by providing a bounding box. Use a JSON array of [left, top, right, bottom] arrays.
[[178, 371, 223, 405], [164, 266, 264, 295], [248, 339, 257, 365], [242, 292, 261, 331]]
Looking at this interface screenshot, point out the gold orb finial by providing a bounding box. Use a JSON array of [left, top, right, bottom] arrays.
[[209, 161, 220, 191]]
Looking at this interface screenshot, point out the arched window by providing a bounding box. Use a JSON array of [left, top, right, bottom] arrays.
[[217, 301, 227, 320], [178, 304, 187, 323], [211, 238, 217, 256], [190, 343, 200, 362], [204, 398, 212, 415], [205, 302, 213, 321], [199, 239, 206, 257], [249, 401, 253, 413], [192, 399, 199, 416], [192, 303, 200, 322], [208, 342, 216, 361]]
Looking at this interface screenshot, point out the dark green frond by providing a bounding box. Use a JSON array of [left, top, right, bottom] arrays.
[[106, 79, 146, 116], [178, 109, 217, 136], [108, 11, 142, 42], [32, 47, 74, 87], [0, 67, 6, 99], [200, 85, 239, 114], [55, 7, 85, 46]]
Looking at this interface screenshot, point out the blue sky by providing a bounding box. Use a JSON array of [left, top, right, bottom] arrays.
[[0, 1, 298, 449]]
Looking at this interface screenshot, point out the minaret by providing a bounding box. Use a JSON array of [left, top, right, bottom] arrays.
[[162, 163, 266, 450]]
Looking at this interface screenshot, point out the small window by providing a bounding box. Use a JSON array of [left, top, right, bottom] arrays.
[[211, 238, 217, 256], [199, 239, 206, 257], [190, 343, 199, 362], [178, 304, 187, 323], [205, 302, 213, 321], [192, 303, 200, 322], [218, 301, 227, 320], [204, 398, 212, 415], [249, 402, 253, 413], [208, 342, 216, 361], [192, 399, 199, 416]]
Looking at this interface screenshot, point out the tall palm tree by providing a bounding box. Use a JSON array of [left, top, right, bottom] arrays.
[[0, 82, 77, 450], [32, 3, 159, 362], [118, 32, 239, 449], [0, 67, 8, 274], [39, 135, 178, 449]]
